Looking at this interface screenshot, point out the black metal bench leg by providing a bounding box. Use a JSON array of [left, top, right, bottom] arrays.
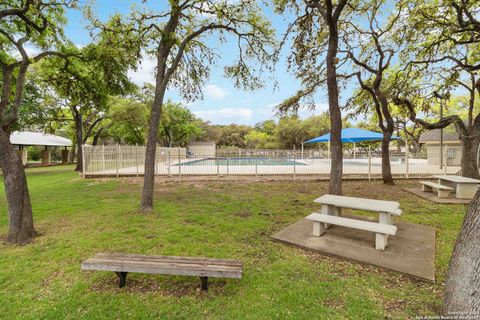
[[115, 272, 128, 288], [200, 276, 208, 291]]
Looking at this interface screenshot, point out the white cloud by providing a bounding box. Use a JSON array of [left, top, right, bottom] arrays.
[[298, 103, 329, 118], [128, 56, 156, 86], [194, 107, 252, 124], [257, 102, 329, 120], [204, 84, 228, 100]]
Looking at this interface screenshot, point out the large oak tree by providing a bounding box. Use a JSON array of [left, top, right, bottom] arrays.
[[0, 0, 76, 244], [90, 0, 276, 212], [276, 0, 353, 195]]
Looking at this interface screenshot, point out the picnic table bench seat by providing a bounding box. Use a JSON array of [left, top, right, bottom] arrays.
[[306, 213, 397, 251], [81, 253, 243, 291], [420, 181, 453, 198], [311, 194, 402, 251], [434, 175, 480, 199]]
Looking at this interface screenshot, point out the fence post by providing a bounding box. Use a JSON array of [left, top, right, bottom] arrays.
[[135, 144, 139, 176], [406, 143, 409, 179], [255, 157, 258, 177], [82, 145, 86, 178], [293, 147, 297, 180], [227, 157, 230, 176], [102, 144, 105, 172], [115, 144, 119, 177], [368, 146, 371, 180], [178, 148, 182, 180], [444, 146, 448, 175], [168, 149, 171, 175]]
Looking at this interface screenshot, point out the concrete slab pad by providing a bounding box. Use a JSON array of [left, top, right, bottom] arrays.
[[403, 187, 471, 205], [272, 216, 436, 282]]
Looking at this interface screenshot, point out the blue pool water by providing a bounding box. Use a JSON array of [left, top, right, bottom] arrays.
[[179, 158, 306, 166]]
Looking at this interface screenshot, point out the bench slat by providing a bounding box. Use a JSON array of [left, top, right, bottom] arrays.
[[93, 253, 242, 267], [84, 258, 242, 272], [81, 254, 243, 279], [306, 213, 397, 235], [420, 181, 453, 190]]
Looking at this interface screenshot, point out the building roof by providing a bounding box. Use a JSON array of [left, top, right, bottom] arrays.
[[10, 131, 72, 147], [419, 129, 459, 143]]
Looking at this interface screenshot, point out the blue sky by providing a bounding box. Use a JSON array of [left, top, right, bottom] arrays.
[[63, 1, 329, 125]]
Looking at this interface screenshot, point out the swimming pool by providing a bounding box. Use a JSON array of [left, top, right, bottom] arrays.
[[179, 158, 306, 166]]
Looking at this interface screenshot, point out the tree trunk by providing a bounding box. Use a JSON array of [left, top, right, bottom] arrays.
[[381, 131, 394, 185], [92, 128, 103, 146], [444, 188, 480, 314], [0, 128, 37, 244], [141, 103, 163, 211], [72, 107, 83, 172], [460, 136, 480, 179], [326, 23, 343, 195]]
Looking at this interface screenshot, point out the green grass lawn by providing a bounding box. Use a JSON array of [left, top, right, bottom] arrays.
[[0, 167, 465, 319]]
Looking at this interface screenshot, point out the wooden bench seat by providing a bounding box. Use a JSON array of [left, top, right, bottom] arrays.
[[420, 181, 453, 198], [306, 213, 397, 251], [81, 253, 243, 290]]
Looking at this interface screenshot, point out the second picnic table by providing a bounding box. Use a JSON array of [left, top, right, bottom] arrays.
[[434, 175, 480, 199]]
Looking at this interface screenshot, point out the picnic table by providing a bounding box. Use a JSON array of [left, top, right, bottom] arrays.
[[309, 195, 402, 251], [434, 175, 480, 199]]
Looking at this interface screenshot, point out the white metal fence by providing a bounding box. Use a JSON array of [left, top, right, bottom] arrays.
[[82, 145, 460, 179]]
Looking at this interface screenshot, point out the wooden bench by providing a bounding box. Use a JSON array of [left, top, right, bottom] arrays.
[[81, 253, 243, 291], [420, 181, 453, 198], [306, 213, 397, 251]]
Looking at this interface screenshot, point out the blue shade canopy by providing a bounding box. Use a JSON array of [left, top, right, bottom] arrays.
[[304, 128, 401, 143]]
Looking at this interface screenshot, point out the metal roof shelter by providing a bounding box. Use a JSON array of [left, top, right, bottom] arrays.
[[304, 128, 400, 144], [10, 131, 72, 147], [302, 128, 401, 159]]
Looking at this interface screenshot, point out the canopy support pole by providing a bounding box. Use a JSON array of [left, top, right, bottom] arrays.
[[353, 142, 356, 160], [368, 145, 372, 180], [301, 143, 304, 159]]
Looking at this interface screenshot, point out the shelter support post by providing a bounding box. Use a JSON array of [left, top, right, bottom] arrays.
[[17, 148, 28, 166], [41, 146, 51, 165], [368, 146, 372, 180], [61, 148, 69, 164]]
